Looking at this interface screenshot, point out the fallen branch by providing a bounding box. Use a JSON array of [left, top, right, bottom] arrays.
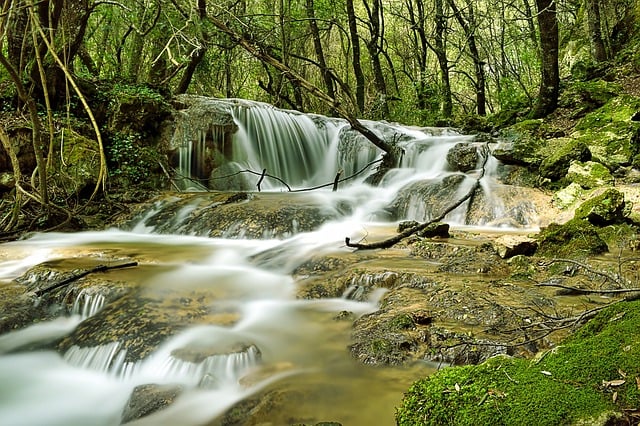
[[346, 144, 489, 250], [535, 282, 640, 295], [34, 262, 138, 297]]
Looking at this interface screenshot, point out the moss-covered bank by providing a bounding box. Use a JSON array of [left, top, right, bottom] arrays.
[[396, 300, 640, 425]]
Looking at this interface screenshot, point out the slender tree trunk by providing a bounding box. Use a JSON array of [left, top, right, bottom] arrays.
[[447, 0, 486, 115], [306, 0, 336, 111], [346, 0, 365, 113], [587, 0, 608, 62], [363, 0, 389, 116], [435, 0, 453, 118], [531, 0, 559, 118]]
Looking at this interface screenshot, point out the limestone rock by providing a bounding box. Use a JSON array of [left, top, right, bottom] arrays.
[[574, 188, 627, 225], [553, 182, 585, 209], [492, 235, 538, 259], [566, 160, 614, 189], [446, 143, 479, 172], [539, 138, 592, 180]]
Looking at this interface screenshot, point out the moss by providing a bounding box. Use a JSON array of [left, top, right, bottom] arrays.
[[536, 218, 609, 257], [539, 138, 591, 180], [390, 314, 416, 330], [397, 300, 640, 425], [574, 188, 627, 225], [572, 95, 640, 168]]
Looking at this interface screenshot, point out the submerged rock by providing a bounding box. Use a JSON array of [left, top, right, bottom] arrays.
[[121, 384, 183, 423]]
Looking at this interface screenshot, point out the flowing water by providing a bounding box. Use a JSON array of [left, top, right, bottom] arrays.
[[0, 98, 544, 425]]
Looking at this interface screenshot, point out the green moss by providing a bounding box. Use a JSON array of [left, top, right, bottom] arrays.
[[539, 139, 591, 180], [537, 218, 609, 257], [397, 300, 640, 425], [574, 188, 627, 225], [390, 314, 415, 330]]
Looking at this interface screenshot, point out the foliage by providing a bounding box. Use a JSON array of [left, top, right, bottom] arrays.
[[105, 131, 159, 186], [397, 299, 640, 425]]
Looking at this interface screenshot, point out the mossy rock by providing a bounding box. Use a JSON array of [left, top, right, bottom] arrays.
[[552, 182, 585, 209], [494, 119, 545, 166], [574, 188, 627, 225], [572, 94, 640, 168], [536, 218, 608, 257], [559, 80, 621, 118], [566, 160, 614, 189], [397, 300, 640, 425], [539, 138, 592, 181]]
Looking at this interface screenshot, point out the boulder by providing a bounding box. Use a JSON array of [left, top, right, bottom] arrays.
[[566, 160, 614, 189], [552, 182, 585, 209], [446, 143, 479, 172], [492, 235, 538, 259], [574, 188, 627, 225], [539, 139, 592, 180], [537, 218, 609, 257]]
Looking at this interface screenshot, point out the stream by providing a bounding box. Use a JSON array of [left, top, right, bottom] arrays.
[[0, 97, 546, 425]]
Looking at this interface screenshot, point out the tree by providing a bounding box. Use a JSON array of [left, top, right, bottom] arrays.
[[530, 0, 559, 118], [586, 0, 608, 62]]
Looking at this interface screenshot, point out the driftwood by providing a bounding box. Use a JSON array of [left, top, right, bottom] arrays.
[[535, 282, 640, 296], [345, 144, 489, 250], [34, 262, 138, 297]]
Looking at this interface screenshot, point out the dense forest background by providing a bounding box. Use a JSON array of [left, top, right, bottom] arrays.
[[0, 0, 639, 233]]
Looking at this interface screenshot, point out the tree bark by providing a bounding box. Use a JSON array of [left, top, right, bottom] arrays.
[[530, 0, 559, 118], [434, 0, 453, 118], [346, 0, 365, 113], [587, 0, 608, 62], [306, 0, 336, 111]]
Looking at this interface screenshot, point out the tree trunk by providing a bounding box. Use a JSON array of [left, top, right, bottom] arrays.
[[305, 0, 336, 111], [447, 0, 486, 116], [363, 0, 389, 117], [587, 0, 608, 62], [531, 0, 559, 118], [346, 0, 365, 113], [434, 0, 453, 118]]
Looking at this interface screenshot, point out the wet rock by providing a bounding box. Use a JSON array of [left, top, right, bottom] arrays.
[[492, 235, 537, 259], [419, 222, 450, 238], [566, 160, 614, 189], [446, 143, 479, 172], [116, 192, 337, 239], [121, 384, 183, 423], [390, 174, 469, 221], [574, 188, 627, 225], [539, 138, 592, 180]]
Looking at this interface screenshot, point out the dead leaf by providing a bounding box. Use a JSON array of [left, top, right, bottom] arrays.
[[541, 370, 552, 376], [603, 379, 626, 387], [609, 311, 626, 322], [619, 369, 627, 378], [454, 383, 461, 392], [613, 391, 618, 403], [635, 377, 640, 390]]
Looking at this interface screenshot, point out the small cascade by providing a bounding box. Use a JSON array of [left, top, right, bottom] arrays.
[[71, 290, 106, 319], [160, 345, 261, 388], [63, 342, 137, 378]]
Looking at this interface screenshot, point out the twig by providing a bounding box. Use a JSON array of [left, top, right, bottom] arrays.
[[34, 262, 138, 297], [535, 282, 640, 295]]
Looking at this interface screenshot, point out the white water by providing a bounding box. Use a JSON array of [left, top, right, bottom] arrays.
[[0, 228, 399, 426], [0, 99, 543, 425]]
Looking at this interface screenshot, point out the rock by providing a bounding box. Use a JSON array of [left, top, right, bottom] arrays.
[[566, 160, 614, 189], [446, 143, 479, 172], [539, 138, 592, 180], [492, 235, 537, 259], [537, 218, 609, 257], [418, 222, 450, 238], [552, 182, 585, 209], [121, 384, 183, 423], [0, 172, 15, 193], [574, 188, 627, 225]]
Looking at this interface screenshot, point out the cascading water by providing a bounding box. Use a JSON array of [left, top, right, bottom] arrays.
[[0, 97, 548, 426]]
